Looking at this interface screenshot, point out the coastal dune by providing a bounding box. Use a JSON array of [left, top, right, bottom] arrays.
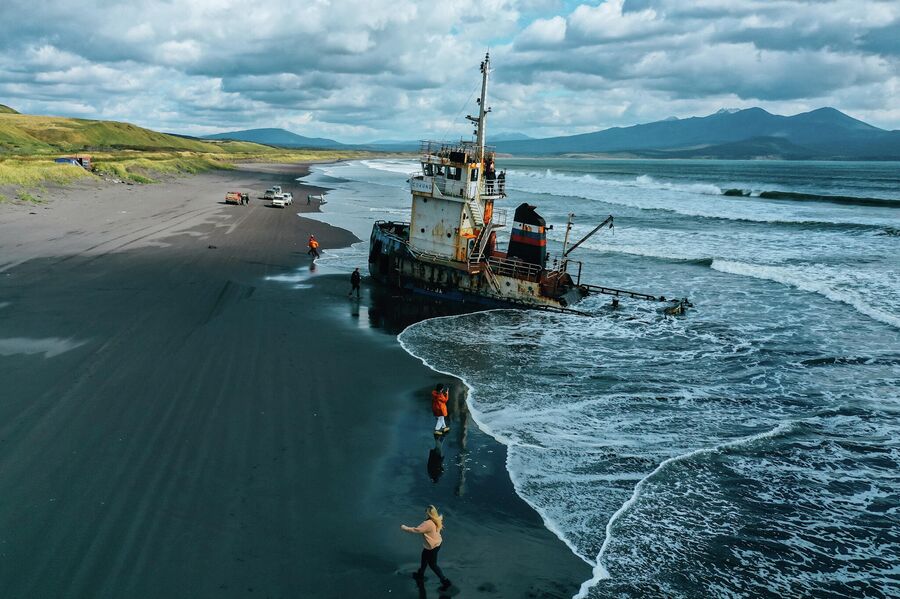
[[0, 164, 589, 598]]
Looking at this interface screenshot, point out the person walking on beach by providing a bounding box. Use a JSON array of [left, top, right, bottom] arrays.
[[307, 234, 320, 258], [431, 384, 449, 435], [349, 267, 361, 298], [401, 505, 452, 590]]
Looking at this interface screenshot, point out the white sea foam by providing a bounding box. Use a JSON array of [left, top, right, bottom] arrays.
[[711, 259, 900, 330], [575, 421, 794, 598], [0, 336, 87, 358], [634, 174, 723, 196], [358, 158, 417, 175]]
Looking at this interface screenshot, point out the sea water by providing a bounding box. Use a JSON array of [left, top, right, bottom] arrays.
[[302, 158, 900, 598]]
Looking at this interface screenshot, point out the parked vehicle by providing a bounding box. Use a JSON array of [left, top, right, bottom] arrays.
[[225, 191, 242, 205], [264, 186, 283, 200], [272, 192, 293, 208]]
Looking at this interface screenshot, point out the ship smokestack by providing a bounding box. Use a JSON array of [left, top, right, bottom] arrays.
[[507, 203, 547, 267]]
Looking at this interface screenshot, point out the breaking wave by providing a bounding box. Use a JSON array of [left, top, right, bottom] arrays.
[[710, 259, 900, 330], [506, 169, 899, 228], [723, 188, 900, 208], [575, 421, 795, 598]]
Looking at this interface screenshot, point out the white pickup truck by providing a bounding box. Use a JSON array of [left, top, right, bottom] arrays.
[[263, 186, 283, 200], [272, 192, 293, 208]]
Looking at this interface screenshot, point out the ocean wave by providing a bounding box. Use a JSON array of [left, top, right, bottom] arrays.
[[576, 421, 795, 598], [358, 158, 416, 174], [723, 188, 900, 208], [710, 259, 900, 330], [635, 174, 723, 196], [505, 169, 898, 229]]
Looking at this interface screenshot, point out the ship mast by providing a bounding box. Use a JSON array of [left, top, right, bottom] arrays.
[[468, 53, 491, 164]]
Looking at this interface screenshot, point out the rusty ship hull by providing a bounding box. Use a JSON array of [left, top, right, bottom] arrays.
[[368, 221, 586, 311]]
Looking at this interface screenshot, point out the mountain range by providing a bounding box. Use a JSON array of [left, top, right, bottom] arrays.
[[203, 108, 900, 160], [492, 107, 900, 160]]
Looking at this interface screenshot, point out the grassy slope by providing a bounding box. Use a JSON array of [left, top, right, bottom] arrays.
[[0, 113, 247, 154], [0, 112, 369, 189], [0, 104, 18, 115]]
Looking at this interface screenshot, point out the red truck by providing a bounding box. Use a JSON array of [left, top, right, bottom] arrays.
[[225, 192, 249, 205]]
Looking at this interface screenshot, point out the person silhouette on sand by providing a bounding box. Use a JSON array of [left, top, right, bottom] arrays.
[[349, 267, 361, 297], [427, 436, 445, 483]]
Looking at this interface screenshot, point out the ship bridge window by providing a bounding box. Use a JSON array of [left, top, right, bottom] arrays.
[[435, 165, 445, 176], [423, 163, 433, 176], [470, 167, 479, 181], [447, 166, 462, 180]]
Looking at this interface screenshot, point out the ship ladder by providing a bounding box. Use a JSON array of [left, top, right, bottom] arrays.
[[481, 260, 502, 293], [468, 199, 484, 226], [467, 224, 494, 266]]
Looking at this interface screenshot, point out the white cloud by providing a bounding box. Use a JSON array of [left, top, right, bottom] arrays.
[[0, 0, 897, 140], [516, 16, 567, 49], [567, 0, 660, 42]]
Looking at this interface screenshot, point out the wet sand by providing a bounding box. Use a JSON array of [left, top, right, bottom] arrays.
[[0, 164, 590, 598]]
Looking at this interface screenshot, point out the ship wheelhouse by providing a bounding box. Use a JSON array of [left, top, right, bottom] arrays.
[[407, 141, 506, 264]]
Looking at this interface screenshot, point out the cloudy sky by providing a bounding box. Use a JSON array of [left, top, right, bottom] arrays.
[[2, 0, 898, 142]]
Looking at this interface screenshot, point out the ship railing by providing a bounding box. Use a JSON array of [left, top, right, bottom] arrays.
[[410, 173, 468, 201], [547, 257, 584, 286], [420, 140, 496, 163], [375, 220, 411, 239], [487, 257, 543, 282], [487, 208, 507, 227], [481, 177, 507, 198], [406, 244, 469, 270]]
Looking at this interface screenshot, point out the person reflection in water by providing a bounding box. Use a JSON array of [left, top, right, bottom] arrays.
[[427, 436, 445, 483]]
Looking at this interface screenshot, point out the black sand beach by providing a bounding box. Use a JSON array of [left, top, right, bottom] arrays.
[[0, 164, 589, 598]]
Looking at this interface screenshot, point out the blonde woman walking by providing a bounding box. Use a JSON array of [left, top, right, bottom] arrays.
[[401, 505, 452, 590]]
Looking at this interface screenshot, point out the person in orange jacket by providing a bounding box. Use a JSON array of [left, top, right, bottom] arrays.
[[307, 234, 320, 258], [431, 384, 449, 435]]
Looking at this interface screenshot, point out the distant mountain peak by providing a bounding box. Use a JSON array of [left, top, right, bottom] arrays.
[[203, 127, 345, 149], [488, 131, 533, 142], [715, 108, 741, 115]]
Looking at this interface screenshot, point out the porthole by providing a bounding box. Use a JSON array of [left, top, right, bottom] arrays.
[[421, 228, 425, 233], [447, 233, 452, 238]]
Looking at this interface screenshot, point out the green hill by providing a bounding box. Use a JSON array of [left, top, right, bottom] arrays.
[[0, 113, 270, 154], [0, 104, 19, 115], [0, 112, 370, 188]]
